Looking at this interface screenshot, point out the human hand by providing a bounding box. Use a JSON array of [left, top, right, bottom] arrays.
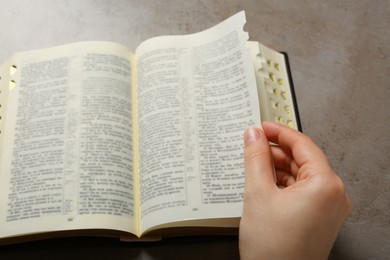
[[239, 121, 351, 260]]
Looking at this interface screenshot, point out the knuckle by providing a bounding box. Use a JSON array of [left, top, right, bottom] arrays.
[[318, 174, 348, 199], [331, 175, 347, 196], [244, 147, 269, 162]]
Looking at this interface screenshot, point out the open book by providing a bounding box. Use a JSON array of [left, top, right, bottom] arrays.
[[0, 11, 300, 244]]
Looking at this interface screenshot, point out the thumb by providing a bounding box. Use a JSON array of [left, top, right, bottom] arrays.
[[244, 127, 276, 194]]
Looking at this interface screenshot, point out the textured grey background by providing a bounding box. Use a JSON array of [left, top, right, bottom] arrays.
[[0, 0, 389, 259]]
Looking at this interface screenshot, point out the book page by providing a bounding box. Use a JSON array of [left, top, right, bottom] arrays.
[[135, 11, 261, 234], [0, 42, 137, 238]]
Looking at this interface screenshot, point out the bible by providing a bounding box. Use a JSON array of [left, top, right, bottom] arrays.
[[0, 11, 300, 244]]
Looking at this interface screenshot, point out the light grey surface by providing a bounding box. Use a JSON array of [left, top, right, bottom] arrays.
[[0, 0, 389, 259]]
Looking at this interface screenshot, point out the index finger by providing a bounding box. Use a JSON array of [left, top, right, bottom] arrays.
[[262, 121, 330, 169]]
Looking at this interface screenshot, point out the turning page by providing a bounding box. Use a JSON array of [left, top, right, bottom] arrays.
[[135, 11, 261, 234]]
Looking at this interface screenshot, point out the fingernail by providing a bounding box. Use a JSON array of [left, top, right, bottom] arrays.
[[245, 128, 261, 146]]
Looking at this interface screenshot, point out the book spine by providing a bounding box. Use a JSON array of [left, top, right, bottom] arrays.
[[280, 52, 302, 132]]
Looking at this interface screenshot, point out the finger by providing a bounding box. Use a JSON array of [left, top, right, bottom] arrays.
[[262, 121, 330, 170], [270, 145, 299, 178], [243, 127, 276, 194], [275, 169, 296, 187]]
